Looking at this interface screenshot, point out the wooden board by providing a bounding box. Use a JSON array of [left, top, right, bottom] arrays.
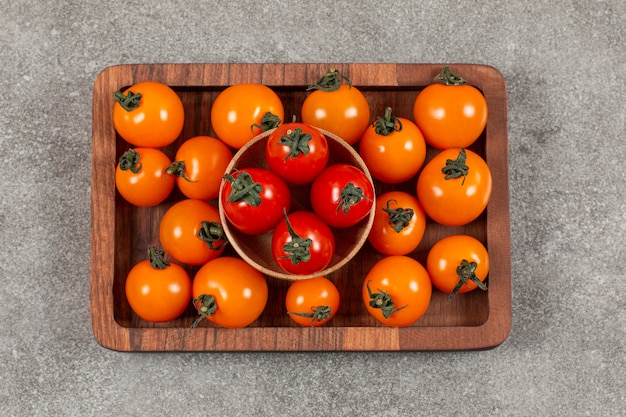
[[91, 63, 511, 351]]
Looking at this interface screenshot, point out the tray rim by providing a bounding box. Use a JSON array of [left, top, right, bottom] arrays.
[[90, 62, 511, 351]]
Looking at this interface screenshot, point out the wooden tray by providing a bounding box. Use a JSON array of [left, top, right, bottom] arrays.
[[91, 63, 511, 351]]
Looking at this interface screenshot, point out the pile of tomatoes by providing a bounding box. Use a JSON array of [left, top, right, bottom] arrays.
[[113, 67, 493, 329]]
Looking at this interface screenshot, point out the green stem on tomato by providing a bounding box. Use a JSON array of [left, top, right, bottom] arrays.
[[190, 294, 217, 328], [165, 161, 194, 182], [365, 280, 407, 319], [147, 247, 170, 270], [113, 89, 142, 111], [223, 171, 263, 207], [335, 182, 369, 215], [288, 305, 332, 326], [277, 127, 313, 161], [251, 111, 282, 132], [307, 68, 352, 92], [373, 107, 403, 136], [281, 209, 313, 265], [441, 148, 469, 185], [118, 149, 142, 174], [197, 221, 228, 251], [382, 199, 414, 233], [448, 259, 487, 302], [434, 66, 467, 86]]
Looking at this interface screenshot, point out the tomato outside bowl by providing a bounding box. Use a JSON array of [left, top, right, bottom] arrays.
[[218, 128, 376, 281]]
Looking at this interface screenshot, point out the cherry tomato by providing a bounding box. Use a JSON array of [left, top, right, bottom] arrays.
[[368, 191, 426, 256], [285, 276, 340, 327], [310, 164, 375, 228], [362, 255, 432, 327], [159, 199, 227, 266], [113, 81, 184, 148], [413, 66, 488, 149], [191, 256, 268, 328], [166, 136, 232, 201], [271, 210, 336, 275], [221, 167, 292, 235], [115, 147, 175, 207], [426, 234, 489, 301], [301, 68, 370, 145], [416, 147, 492, 226], [125, 247, 192, 323], [210, 83, 284, 149], [265, 122, 329, 185], [359, 107, 426, 184]]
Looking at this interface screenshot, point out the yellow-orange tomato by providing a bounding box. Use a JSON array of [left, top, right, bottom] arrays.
[[413, 67, 487, 149], [285, 277, 340, 327], [426, 234, 489, 300], [417, 147, 492, 226], [368, 191, 426, 256], [115, 147, 175, 207], [169, 136, 232, 200], [362, 256, 432, 327], [301, 69, 370, 145], [113, 81, 184, 148], [159, 199, 226, 266], [192, 257, 268, 328], [359, 108, 426, 184], [210, 83, 284, 149]]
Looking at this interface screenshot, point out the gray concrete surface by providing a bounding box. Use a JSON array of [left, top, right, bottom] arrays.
[[1, 1, 624, 416]]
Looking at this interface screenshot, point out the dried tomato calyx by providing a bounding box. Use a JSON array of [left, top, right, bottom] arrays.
[[113, 89, 142, 111], [288, 306, 332, 326], [197, 221, 228, 251], [366, 280, 407, 319], [277, 127, 313, 161], [224, 171, 263, 206], [147, 247, 170, 270], [251, 111, 282, 132], [335, 182, 369, 215], [383, 199, 414, 233], [307, 68, 352, 92], [191, 294, 217, 328], [373, 107, 403, 136], [448, 259, 488, 302], [434, 66, 467, 86], [281, 209, 313, 265], [441, 148, 469, 185], [118, 148, 142, 173]]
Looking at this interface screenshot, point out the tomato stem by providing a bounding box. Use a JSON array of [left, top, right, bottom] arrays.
[[441, 148, 469, 185], [373, 107, 403, 136], [366, 280, 407, 318], [191, 294, 217, 328], [118, 149, 142, 174], [281, 209, 313, 265], [197, 221, 228, 251], [147, 247, 170, 270], [251, 111, 282, 133], [434, 66, 467, 86], [448, 259, 487, 301], [335, 182, 370, 215], [307, 68, 352, 92], [288, 305, 332, 326], [276, 127, 313, 161], [382, 199, 415, 233], [165, 161, 194, 182], [223, 171, 263, 207], [113, 89, 142, 111]]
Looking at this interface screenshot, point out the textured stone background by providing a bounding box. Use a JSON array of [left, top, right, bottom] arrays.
[[1, 1, 624, 416]]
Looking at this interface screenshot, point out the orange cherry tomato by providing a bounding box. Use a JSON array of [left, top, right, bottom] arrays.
[[115, 147, 175, 207], [113, 81, 185, 148], [168, 136, 233, 200], [191, 256, 268, 328], [368, 191, 426, 256], [413, 66, 487, 149], [285, 276, 340, 327], [362, 256, 432, 327], [210, 83, 284, 149], [301, 68, 371, 145], [159, 199, 227, 266], [426, 234, 489, 300], [125, 247, 192, 323], [416, 147, 492, 226], [359, 107, 426, 184]]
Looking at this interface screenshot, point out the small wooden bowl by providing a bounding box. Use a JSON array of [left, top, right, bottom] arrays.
[[218, 128, 376, 280]]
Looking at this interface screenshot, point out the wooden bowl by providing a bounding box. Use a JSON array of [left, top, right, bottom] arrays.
[[218, 128, 376, 280]]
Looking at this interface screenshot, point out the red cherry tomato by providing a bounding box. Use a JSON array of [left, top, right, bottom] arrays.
[[271, 210, 336, 275], [220, 167, 292, 235], [285, 277, 340, 327], [113, 81, 184, 148], [125, 247, 192, 323], [265, 122, 329, 185], [310, 164, 375, 228], [115, 147, 175, 207]]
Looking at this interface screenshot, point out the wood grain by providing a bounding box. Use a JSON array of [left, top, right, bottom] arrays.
[[91, 63, 511, 351]]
